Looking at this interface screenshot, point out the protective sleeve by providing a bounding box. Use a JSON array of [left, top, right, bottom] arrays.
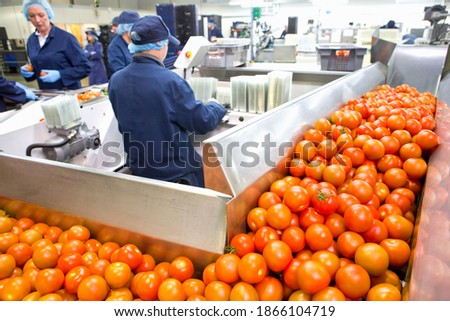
[[0, 77, 27, 104], [171, 77, 227, 135]]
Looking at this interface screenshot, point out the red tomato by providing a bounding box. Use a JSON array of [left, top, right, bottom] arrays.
[[253, 226, 280, 253], [56, 252, 83, 275], [311, 250, 340, 279], [32, 244, 59, 269], [281, 225, 306, 253], [98, 242, 120, 261], [77, 275, 110, 301], [283, 185, 311, 213], [202, 262, 217, 285], [64, 265, 91, 294], [116, 244, 143, 270], [229, 233, 255, 258], [158, 278, 186, 301], [296, 260, 331, 294], [336, 231, 365, 259], [298, 207, 324, 230], [344, 204, 374, 233], [230, 282, 259, 301], [89, 258, 110, 278], [361, 219, 388, 243], [258, 191, 282, 210], [262, 240, 293, 272], [312, 286, 346, 301], [367, 283, 401, 301], [204, 280, 231, 301], [135, 271, 162, 300], [295, 140, 317, 162], [254, 276, 283, 301], [305, 223, 333, 251], [311, 188, 339, 216], [383, 214, 413, 241], [35, 268, 64, 295], [238, 253, 268, 284], [6, 243, 33, 267], [84, 239, 101, 253], [270, 179, 291, 199], [134, 254, 156, 273], [182, 278, 206, 298], [168, 256, 194, 283], [214, 253, 240, 284], [289, 158, 307, 177], [67, 225, 90, 242], [1, 276, 31, 301], [283, 258, 302, 290], [246, 207, 267, 232], [335, 263, 370, 299], [354, 243, 389, 277], [105, 261, 132, 289], [325, 213, 347, 238], [266, 203, 292, 230], [347, 179, 374, 204]]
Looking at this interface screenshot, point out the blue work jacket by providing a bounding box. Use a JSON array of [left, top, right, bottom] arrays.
[[85, 41, 108, 85], [208, 27, 224, 41], [108, 53, 227, 187], [107, 36, 132, 76], [25, 24, 91, 90], [0, 77, 26, 112]]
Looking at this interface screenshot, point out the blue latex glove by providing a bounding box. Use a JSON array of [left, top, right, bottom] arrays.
[[40, 70, 61, 83], [20, 65, 34, 78], [24, 88, 37, 100], [15, 82, 36, 100], [84, 49, 89, 56], [91, 51, 96, 55]]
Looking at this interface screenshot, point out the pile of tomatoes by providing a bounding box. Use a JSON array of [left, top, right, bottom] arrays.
[[0, 216, 200, 301], [0, 84, 441, 301], [77, 91, 103, 103], [226, 83, 439, 301]]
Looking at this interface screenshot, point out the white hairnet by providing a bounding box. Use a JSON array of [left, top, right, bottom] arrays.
[[22, 0, 55, 21]]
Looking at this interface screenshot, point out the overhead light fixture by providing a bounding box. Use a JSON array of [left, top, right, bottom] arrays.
[[310, 0, 349, 7], [229, 0, 274, 8]]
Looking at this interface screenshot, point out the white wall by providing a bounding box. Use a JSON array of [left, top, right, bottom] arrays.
[[0, 1, 445, 40], [0, 5, 156, 39]]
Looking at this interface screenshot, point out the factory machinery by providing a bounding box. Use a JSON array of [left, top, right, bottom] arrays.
[[1, 34, 450, 298]]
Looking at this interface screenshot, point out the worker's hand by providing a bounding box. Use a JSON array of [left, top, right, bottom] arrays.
[[20, 65, 34, 78], [40, 70, 61, 83], [208, 97, 219, 103], [84, 49, 89, 56], [24, 88, 37, 100], [15, 82, 36, 100]]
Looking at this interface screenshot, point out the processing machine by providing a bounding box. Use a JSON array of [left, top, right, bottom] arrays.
[[1, 36, 450, 299]]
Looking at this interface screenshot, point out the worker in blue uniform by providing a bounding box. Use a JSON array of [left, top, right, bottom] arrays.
[[108, 15, 227, 187], [107, 10, 140, 76], [0, 77, 36, 112], [208, 20, 224, 42], [84, 30, 108, 85], [20, 0, 91, 90], [110, 16, 120, 41]]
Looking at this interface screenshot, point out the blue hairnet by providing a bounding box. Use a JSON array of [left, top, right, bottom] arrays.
[[128, 39, 168, 53], [118, 23, 134, 36], [86, 30, 98, 41], [22, 0, 55, 21]]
